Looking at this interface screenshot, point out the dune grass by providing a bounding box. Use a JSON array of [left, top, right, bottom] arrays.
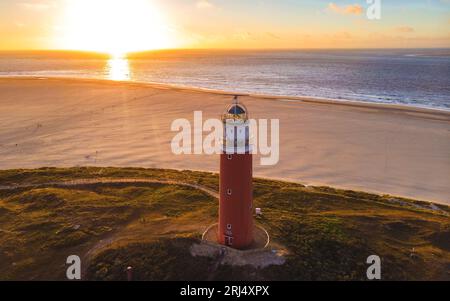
[[0, 167, 449, 280]]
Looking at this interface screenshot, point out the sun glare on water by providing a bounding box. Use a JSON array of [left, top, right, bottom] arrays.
[[61, 0, 174, 56], [106, 56, 131, 81]]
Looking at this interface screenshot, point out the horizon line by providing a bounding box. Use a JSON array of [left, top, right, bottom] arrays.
[[1, 46, 450, 54]]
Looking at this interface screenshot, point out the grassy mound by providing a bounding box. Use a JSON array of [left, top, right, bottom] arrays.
[[0, 167, 449, 280]]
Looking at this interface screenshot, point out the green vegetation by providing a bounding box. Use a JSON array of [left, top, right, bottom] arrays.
[[0, 167, 449, 280]]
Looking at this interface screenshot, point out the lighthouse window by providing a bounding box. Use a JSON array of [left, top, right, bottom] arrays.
[[227, 224, 232, 230], [227, 154, 233, 160], [227, 189, 232, 195]]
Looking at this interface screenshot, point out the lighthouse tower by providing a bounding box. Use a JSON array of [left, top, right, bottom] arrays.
[[218, 96, 254, 249]]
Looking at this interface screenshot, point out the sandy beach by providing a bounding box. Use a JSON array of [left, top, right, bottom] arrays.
[[0, 77, 449, 204]]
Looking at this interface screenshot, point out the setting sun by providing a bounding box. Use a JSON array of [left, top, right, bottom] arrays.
[[59, 0, 174, 56]]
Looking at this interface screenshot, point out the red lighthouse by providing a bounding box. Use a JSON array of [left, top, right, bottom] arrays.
[[218, 96, 254, 249]]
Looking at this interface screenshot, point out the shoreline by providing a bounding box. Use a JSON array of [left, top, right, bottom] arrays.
[[1, 77, 449, 204], [1, 76, 450, 117]]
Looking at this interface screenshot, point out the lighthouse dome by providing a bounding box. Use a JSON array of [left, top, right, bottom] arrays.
[[223, 101, 249, 121], [227, 104, 246, 115]]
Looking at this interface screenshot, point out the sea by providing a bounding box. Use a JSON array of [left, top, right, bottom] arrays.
[[0, 49, 449, 110]]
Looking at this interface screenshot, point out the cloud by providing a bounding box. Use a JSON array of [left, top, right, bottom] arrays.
[[396, 26, 415, 33], [327, 3, 363, 15], [196, 0, 213, 9]]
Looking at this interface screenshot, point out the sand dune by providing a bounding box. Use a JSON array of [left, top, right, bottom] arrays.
[[0, 77, 449, 204]]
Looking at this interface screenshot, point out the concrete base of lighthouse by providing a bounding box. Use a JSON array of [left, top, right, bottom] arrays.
[[202, 223, 270, 250]]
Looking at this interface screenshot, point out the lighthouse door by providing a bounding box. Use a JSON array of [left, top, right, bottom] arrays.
[[224, 236, 233, 246]]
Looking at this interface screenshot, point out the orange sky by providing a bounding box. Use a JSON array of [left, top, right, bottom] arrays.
[[0, 0, 449, 53]]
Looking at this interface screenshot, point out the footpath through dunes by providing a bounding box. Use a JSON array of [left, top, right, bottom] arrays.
[[0, 177, 219, 199], [0, 177, 219, 278], [0, 167, 449, 280]]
